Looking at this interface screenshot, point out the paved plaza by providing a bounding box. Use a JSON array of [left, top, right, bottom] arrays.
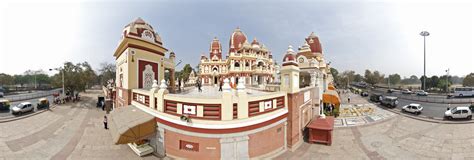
[[2, 89, 474, 159], [334, 91, 396, 127], [0, 90, 159, 160]]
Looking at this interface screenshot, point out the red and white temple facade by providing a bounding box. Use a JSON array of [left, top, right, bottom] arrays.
[[199, 28, 276, 86]]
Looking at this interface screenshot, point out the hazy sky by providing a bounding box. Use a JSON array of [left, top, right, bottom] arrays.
[[0, 0, 472, 78]]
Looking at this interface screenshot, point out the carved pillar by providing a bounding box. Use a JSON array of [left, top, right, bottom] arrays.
[[310, 71, 316, 87]]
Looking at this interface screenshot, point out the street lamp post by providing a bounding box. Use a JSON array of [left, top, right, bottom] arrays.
[[420, 31, 430, 91], [445, 68, 449, 95]]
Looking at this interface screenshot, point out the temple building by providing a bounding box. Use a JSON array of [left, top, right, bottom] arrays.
[[109, 18, 340, 159], [199, 28, 276, 86], [113, 17, 176, 107]]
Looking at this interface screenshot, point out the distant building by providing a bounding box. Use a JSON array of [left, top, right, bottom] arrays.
[[199, 28, 276, 86]]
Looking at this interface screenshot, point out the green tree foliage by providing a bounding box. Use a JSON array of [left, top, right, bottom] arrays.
[[341, 70, 355, 87], [330, 68, 340, 86], [364, 70, 384, 86], [98, 62, 116, 85], [0, 73, 14, 86], [179, 64, 193, 82], [353, 74, 363, 82], [388, 74, 401, 85], [463, 73, 474, 87], [51, 62, 98, 94]]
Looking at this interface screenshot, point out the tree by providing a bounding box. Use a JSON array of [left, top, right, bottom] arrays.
[[341, 70, 355, 87], [353, 74, 363, 82], [0, 73, 14, 86], [81, 62, 97, 88], [463, 73, 474, 87], [364, 70, 384, 86], [179, 64, 193, 82], [330, 68, 341, 86], [388, 74, 401, 85], [51, 62, 98, 94], [98, 62, 116, 86]]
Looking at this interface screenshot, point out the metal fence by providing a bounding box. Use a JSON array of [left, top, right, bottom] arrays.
[[3, 89, 62, 102], [370, 89, 474, 104]]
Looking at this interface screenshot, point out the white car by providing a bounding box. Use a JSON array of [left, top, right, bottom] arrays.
[[402, 89, 412, 94], [402, 103, 423, 115], [444, 106, 472, 120], [416, 90, 428, 96], [11, 102, 34, 114]]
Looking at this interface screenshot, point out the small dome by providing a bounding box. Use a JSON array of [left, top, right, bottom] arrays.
[[282, 45, 298, 66], [229, 27, 247, 52], [305, 32, 322, 53], [123, 17, 163, 45], [251, 38, 260, 49]]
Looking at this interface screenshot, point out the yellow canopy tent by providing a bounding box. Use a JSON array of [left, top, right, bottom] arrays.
[[109, 105, 156, 144], [323, 90, 341, 113]]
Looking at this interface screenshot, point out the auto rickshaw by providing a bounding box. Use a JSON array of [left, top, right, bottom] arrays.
[[0, 99, 10, 111], [37, 98, 50, 109]]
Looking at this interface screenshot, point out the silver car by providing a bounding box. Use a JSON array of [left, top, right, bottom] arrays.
[[11, 102, 34, 114]]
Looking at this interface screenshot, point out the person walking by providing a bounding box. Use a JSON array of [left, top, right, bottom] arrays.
[[218, 80, 223, 92], [197, 80, 202, 92], [348, 96, 351, 103], [103, 115, 108, 130]]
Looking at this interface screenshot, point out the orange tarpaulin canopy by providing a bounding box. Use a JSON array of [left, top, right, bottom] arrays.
[[323, 90, 340, 105], [328, 84, 336, 90]]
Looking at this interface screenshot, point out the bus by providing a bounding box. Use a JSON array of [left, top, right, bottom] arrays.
[[453, 87, 474, 97]]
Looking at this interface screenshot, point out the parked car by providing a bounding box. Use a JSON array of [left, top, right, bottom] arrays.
[[0, 99, 10, 111], [402, 89, 412, 94], [36, 98, 50, 110], [381, 96, 399, 108], [360, 92, 369, 97], [416, 90, 428, 96], [402, 103, 423, 115], [444, 106, 472, 120], [369, 93, 383, 102], [387, 89, 395, 93], [11, 102, 34, 114], [0, 87, 4, 97]]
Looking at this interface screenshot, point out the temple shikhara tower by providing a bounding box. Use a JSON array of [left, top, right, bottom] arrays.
[[109, 17, 340, 159], [113, 18, 176, 107], [199, 27, 276, 86]]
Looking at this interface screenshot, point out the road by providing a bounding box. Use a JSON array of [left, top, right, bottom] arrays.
[[362, 89, 472, 119], [0, 96, 54, 119], [2, 89, 61, 102]]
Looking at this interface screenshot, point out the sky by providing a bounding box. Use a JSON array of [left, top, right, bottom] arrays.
[[0, 0, 472, 78]]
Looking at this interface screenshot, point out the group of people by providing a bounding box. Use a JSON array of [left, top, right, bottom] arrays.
[[53, 93, 80, 105]]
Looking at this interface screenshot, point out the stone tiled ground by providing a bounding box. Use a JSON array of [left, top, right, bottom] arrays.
[[4, 89, 474, 159], [277, 110, 474, 159], [0, 90, 159, 160]]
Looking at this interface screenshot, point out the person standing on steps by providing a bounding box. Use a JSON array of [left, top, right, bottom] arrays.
[[103, 115, 108, 130], [348, 96, 351, 104]]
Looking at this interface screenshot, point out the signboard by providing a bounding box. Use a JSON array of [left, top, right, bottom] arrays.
[[183, 104, 196, 115]]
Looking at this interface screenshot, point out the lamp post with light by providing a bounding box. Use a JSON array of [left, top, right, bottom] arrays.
[[419, 31, 430, 91]]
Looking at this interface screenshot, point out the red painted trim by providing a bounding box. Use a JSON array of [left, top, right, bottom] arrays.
[[156, 112, 287, 134]]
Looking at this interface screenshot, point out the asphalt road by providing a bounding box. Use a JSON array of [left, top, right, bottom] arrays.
[[0, 96, 54, 118]]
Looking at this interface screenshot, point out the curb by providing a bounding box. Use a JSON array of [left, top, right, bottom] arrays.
[[0, 104, 58, 123]]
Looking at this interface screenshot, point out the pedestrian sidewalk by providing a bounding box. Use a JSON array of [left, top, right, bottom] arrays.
[[334, 90, 396, 127]]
